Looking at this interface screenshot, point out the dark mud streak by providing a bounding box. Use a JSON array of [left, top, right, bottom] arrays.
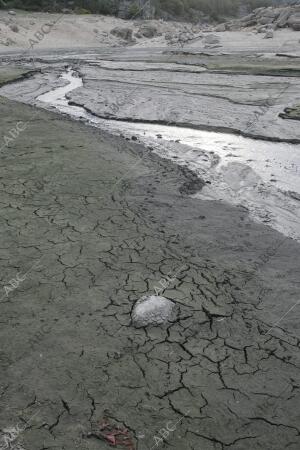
[[0, 69, 40, 88]]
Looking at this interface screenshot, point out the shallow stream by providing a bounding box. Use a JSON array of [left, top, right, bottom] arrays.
[[6, 68, 300, 241]]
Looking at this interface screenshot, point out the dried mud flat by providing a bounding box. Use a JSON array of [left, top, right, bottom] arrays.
[[0, 87, 299, 449], [0, 25, 300, 450]]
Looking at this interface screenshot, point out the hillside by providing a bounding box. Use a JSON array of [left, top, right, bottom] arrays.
[[0, 0, 295, 21]]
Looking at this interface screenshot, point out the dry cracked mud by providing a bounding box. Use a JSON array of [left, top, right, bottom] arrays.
[[0, 92, 299, 450]]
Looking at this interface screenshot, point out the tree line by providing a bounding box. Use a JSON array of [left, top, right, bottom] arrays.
[[0, 0, 278, 19]]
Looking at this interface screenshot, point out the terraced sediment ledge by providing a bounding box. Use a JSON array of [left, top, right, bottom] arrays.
[[67, 99, 300, 144], [1, 67, 300, 242], [0, 67, 39, 88]]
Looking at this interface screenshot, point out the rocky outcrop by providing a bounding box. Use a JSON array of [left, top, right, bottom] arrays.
[[220, 4, 300, 32], [164, 27, 203, 46]]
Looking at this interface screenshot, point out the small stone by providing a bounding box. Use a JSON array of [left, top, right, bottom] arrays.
[[8, 10, 16, 16], [9, 24, 19, 33], [131, 135, 137, 141], [257, 25, 267, 33], [131, 295, 177, 328], [264, 30, 274, 38], [138, 24, 157, 38], [204, 34, 220, 45], [215, 23, 226, 32]]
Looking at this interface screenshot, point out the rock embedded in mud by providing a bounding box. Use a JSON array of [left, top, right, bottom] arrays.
[[131, 295, 177, 328]]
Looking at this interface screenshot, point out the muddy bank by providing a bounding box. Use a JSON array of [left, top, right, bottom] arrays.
[[0, 66, 36, 87], [66, 60, 300, 143], [2, 66, 300, 243], [0, 96, 300, 450], [3, 46, 299, 142]]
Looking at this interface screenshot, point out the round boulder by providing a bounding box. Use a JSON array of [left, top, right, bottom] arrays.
[[131, 295, 177, 328], [110, 26, 133, 41]]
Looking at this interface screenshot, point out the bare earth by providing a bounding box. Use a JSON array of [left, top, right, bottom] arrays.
[[0, 9, 300, 450]]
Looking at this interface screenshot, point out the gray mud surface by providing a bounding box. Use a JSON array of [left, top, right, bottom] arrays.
[[0, 95, 300, 450], [1, 47, 300, 142]]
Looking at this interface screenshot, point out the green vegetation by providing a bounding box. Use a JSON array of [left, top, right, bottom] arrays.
[[173, 0, 239, 17], [248, 0, 272, 9], [155, 0, 274, 20], [0, 0, 119, 14], [128, 2, 141, 18], [0, 0, 283, 19]]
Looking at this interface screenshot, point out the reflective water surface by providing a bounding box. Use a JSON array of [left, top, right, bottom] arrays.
[[36, 69, 300, 241]]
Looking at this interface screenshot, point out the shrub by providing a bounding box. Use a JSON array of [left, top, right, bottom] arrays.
[[247, 0, 273, 9], [75, 7, 92, 13], [0, 0, 278, 19], [128, 2, 140, 18], [156, 0, 240, 19]]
